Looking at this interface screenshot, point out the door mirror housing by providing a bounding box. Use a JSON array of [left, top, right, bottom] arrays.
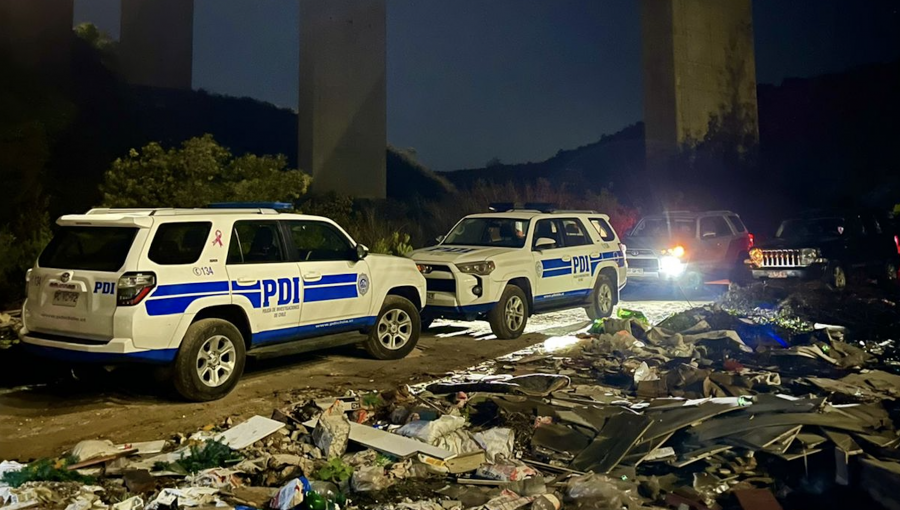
[[356, 244, 369, 260], [535, 237, 557, 250], [436, 235, 445, 243]]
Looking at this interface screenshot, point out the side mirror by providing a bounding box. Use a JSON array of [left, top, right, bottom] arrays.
[[702, 232, 716, 239], [356, 244, 369, 260], [436, 235, 445, 243], [535, 237, 557, 250]]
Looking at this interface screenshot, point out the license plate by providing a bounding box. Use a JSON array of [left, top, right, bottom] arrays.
[[627, 268, 644, 275], [53, 290, 79, 307], [768, 271, 788, 279]]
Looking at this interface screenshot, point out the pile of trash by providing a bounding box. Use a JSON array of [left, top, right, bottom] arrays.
[[0, 311, 20, 349], [3, 304, 900, 510]]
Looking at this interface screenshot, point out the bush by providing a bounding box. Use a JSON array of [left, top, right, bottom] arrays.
[[0, 210, 52, 307], [101, 134, 310, 208]]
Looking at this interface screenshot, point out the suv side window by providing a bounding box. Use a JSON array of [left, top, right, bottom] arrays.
[[699, 216, 733, 239], [532, 219, 561, 250], [227, 221, 286, 264], [148, 222, 211, 265], [727, 215, 747, 233], [286, 221, 355, 261], [589, 218, 616, 242], [560, 219, 591, 247]]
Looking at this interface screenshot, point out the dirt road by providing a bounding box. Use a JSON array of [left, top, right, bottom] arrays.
[[0, 289, 710, 460]]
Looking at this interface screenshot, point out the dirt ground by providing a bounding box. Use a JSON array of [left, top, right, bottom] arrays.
[[0, 288, 709, 461], [0, 330, 549, 460]]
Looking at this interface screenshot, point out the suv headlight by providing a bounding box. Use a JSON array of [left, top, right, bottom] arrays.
[[456, 261, 496, 275], [800, 248, 821, 265]]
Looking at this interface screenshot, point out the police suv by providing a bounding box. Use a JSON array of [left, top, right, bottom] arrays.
[[411, 204, 627, 339], [20, 203, 426, 401]]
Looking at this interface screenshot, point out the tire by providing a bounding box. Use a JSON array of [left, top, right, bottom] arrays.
[[730, 253, 752, 286], [488, 285, 529, 339], [585, 274, 617, 321], [173, 319, 246, 402], [825, 263, 848, 290], [365, 296, 421, 360]]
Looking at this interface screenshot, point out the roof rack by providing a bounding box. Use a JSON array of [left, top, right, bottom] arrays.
[[489, 202, 558, 213], [551, 210, 598, 214], [85, 207, 281, 216]]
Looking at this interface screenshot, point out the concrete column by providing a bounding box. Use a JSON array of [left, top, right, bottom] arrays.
[[0, 0, 74, 74], [119, 0, 194, 90], [299, 0, 387, 199], [641, 0, 759, 160]]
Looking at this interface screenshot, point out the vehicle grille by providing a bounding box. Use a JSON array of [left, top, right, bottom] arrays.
[[760, 249, 802, 268], [426, 279, 456, 293], [628, 249, 655, 257], [628, 258, 659, 271], [429, 265, 453, 273]]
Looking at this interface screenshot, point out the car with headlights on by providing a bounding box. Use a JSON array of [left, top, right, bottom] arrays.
[[624, 211, 753, 289], [747, 211, 900, 289], [410, 204, 627, 339]]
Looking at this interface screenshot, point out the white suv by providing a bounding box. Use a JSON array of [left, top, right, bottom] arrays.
[[20, 204, 426, 401], [410, 205, 626, 339]]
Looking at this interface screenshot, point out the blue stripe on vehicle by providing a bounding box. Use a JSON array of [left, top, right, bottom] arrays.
[[304, 284, 358, 303], [252, 316, 377, 346], [153, 281, 229, 297], [233, 291, 262, 308], [23, 344, 177, 364], [145, 293, 227, 316], [231, 280, 261, 292], [305, 274, 357, 287], [542, 267, 573, 278], [541, 259, 570, 270], [535, 289, 591, 302]]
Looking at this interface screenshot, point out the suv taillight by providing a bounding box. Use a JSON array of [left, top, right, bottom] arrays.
[[748, 233, 755, 248], [117, 272, 156, 306]]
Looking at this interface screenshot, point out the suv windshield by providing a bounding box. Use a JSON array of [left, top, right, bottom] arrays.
[[630, 217, 696, 238], [39, 226, 138, 272], [776, 218, 845, 239], [443, 218, 530, 248]]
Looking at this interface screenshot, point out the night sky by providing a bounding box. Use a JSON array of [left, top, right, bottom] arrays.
[[74, 0, 900, 171]]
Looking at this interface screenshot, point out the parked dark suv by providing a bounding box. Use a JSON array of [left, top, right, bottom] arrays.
[[747, 211, 900, 289]]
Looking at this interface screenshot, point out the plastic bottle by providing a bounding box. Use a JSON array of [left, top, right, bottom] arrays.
[[531, 493, 561, 510]]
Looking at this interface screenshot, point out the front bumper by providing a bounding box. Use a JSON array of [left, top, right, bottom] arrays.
[[20, 328, 176, 364], [419, 266, 499, 320], [750, 264, 827, 281], [626, 256, 689, 283]]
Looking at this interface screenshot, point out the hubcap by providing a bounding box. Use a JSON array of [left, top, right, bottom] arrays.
[[834, 266, 847, 289], [196, 335, 237, 388], [377, 309, 412, 350], [597, 284, 613, 314], [505, 295, 525, 331]]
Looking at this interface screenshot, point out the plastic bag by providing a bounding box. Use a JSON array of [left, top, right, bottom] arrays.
[[270, 477, 311, 510], [351, 465, 390, 492], [398, 415, 467, 445], [475, 461, 536, 481], [566, 473, 643, 510], [473, 428, 514, 462], [313, 402, 351, 458]]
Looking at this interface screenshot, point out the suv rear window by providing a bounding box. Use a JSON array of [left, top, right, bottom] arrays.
[[590, 218, 616, 242], [727, 215, 747, 233], [39, 227, 138, 272], [148, 222, 212, 265]]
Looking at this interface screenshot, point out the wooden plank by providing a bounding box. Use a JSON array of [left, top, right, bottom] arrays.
[[734, 488, 784, 510], [571, 413, 651, 474], [671, 445, 732, 468], [643, 404, 741, 441], [821, 429, 863, 455], [727, 425, 801, 450], [690, 413, 867, 442]]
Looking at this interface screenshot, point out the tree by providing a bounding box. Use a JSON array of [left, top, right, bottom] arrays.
[[100, 134, 310, 208], [74, 23, 118, 70]]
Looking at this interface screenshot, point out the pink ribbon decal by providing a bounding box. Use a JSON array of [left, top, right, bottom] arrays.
[[212, 230, 223, 247]]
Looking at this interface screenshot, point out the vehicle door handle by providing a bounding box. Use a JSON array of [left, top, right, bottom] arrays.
[[237, 278, 257, 284], [562, 256, 572, 262], [302, 272, 322, 282]]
